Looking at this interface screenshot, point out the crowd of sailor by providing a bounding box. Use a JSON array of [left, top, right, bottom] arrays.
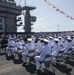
[[0, 33, 74, 72]]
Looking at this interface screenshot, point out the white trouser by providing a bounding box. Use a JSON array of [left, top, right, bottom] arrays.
[[22, 51, 35, 62], [52, 51, 58, 56], [51, 52, 57, 63], [34, 56, 43, 70], [35, 49, 40, 55], [22, 52, 28, 62], [13, 48, 23, 55], [64, 49, 68, 54], [6, 47, 15, 55]]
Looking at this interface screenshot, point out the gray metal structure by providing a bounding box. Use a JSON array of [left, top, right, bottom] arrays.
[[22, 6, 36, 33], [0, 0, 22, 33]]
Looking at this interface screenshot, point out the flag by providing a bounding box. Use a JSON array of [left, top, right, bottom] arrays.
[[44, 0, 47, 2], [47, 2, 51, 5], [56, 9, 59, 11], [53, 6, 56, 8]]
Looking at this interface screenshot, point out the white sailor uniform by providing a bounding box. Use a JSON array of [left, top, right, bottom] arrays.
[[22, 38, 35, 62], [6, 38, 15, 55], [35, 39, 51, 70]]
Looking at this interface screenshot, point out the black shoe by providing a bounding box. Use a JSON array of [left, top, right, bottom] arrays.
[[22, 62, 27, 66], [35, 69, 41, 74], [11, 55, 14, 59]]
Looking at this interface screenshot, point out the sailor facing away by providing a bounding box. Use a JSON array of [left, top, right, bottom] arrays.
[[34, 39, 51, 70]]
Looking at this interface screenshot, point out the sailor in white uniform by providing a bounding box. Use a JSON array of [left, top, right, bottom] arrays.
[[48, 36, 54, 49], [22, 38, 35, 63], [35, 39, 51, 70], [13, 39, 24, 56], [51, 38, 61, 63], [58, 36, 63, 46], [20, 37, 25, 46], [6, 37, 15, 57], [52, 38, 61, 57], [63, 37, 73, 54], [35, 38, 44, 55]]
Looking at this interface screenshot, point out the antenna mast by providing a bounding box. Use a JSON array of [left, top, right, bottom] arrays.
[[24, 0, 27, 6]]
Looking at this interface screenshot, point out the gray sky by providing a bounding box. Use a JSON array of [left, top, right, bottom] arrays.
[[15, 0, 74, 32]]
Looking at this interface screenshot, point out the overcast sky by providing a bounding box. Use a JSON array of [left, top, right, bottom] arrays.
[[15, 0, 74, 32]]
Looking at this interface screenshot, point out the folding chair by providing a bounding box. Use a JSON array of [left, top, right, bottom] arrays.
[[55, 50, 65, 65], [56, 50, 64, 62], [7, 46, 15, 56], [39, 54, 54, 73], [67, 48, 72, 54], [0, 44, 7, 53], [15, 48, 23, 59], [64, 48, 74, 62], [64, 48, 72, 58], [27, 49, 35, 62]]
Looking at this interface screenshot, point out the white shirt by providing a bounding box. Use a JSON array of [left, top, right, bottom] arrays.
[[40, 44, 51, 59], [20, 40, 25, 45], [15, 41, 23, 49], [58, 38, 63, 46], [37, 41, 44, 52], [25, 42, 35, 52], [48, 39, 54, 48], [7, 40, 15, 47], [52, 43, 61, 56], [64, 41, 73, 53], [72, 39, 74, 46]]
